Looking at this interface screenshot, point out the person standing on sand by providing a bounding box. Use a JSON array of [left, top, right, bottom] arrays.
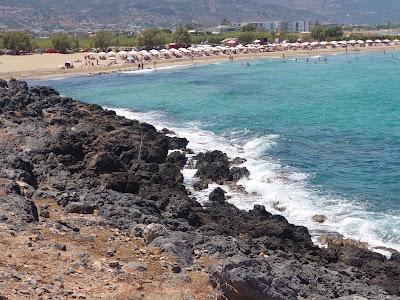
[[153, 61, 157, 69]]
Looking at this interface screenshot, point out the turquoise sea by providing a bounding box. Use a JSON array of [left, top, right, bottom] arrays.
[[35, 51, 400, 252]]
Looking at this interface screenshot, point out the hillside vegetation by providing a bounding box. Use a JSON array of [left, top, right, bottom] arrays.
[[1, 0, 400, 29]]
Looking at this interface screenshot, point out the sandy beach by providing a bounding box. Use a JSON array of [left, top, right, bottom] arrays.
[[1, 45, 400, 80]]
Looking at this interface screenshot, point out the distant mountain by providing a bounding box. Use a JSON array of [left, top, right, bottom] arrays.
[[0, 0, 400, 30]]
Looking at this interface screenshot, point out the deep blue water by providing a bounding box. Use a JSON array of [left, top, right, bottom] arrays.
[[34, 51, 400, 250]]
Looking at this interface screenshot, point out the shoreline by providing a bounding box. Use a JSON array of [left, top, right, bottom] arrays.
[[1, 44, 400, 80], [111, 107, 400, 256]]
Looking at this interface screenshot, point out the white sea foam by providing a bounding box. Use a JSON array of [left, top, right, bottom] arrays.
[[120, 64, 196, 75], [109, 107, 400, 253]]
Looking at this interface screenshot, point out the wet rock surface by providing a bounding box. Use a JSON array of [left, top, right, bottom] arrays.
[[0, 80, 399, 299]]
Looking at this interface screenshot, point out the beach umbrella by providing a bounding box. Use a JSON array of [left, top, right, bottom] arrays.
[[310, 41, 319, 46], [357, 40, 365, 44], [301, 42, 310, 46], [374, 39, 382, 43], [366, 40, 373, 44], [330, 41, 338, 45], [348, 40, 356, 44], [108, 57, 117, 60], [129, 50, 137, 56], [319, 41, 328, 46], [139, 50, 150, 56], [149, 49, 160, 56], [118, 50, 127, 57], [383, 39, 391, 43], [99, 51, 106, 55], [108, 51, 116, 57], [178, 48, 191, 54]]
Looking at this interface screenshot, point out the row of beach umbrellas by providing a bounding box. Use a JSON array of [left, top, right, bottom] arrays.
[[86, 38, 400, 60]]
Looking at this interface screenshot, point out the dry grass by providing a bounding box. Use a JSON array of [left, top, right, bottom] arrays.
[[0, 198, 221, 300]]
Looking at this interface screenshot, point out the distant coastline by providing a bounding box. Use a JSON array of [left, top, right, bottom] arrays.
[[1, 44, 400, 80]]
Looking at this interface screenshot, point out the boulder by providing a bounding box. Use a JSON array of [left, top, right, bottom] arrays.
[[123, 262, 147, 272], [143, 223, 168, 244], [65, 202, 97, 214], [230, 166, 250, 181], [209, 187, 226, 203], [312, 214, 327, 223], [166, 151, 187, 168], [87, 152, 125, 174], [168, 137, 189, 150], [195, 151, 231, 183]]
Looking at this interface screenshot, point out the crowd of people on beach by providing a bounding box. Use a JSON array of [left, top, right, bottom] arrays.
[[87, 38, 399, 68]]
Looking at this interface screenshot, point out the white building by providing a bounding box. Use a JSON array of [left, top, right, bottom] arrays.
[[248, 21, 287, 32], [287, 21, 310, 33], [246, 20, 310, 33]]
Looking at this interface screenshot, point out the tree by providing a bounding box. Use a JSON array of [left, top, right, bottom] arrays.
[[72, 37, 80, 50], [92, 30, 114, 51], [220, 18, 230, 26], [311, 26, 324, 41], [242, 24, 257, 32], [184, 22, 201, 31], [239, 32, 256, 45], [311, 25, 343, 41], [137, 28, 168, 50], [173, 27, 191, 44], [51, 32, 72, 53], [2, 31, 32, 53]]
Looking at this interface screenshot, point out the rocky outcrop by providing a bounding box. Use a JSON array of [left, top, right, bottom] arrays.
[[1, 80, 400, 299], [211, 255, 392, 300], [193, 150, 249, 190]]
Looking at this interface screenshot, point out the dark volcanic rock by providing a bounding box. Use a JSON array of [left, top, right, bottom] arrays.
[[197, 189, 314, 254], [211, 254, 393, 300], [1, 80, 400, 299], [230, 166, 250, 181], [87, 152, 126, 174], [166, 151, 187, 168], [208, 187, 226, 203], [194, 151, 231, 183], [65, 202, 97, 214], [168, 136, 189, 150], [0, 79, 8, 88], [194, 150, 250, 187]]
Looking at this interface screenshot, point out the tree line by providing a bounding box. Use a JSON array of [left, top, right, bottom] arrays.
[[2, 25, 396, 54], [0, 27, 193, 53], [0, 25, 281, 53]]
